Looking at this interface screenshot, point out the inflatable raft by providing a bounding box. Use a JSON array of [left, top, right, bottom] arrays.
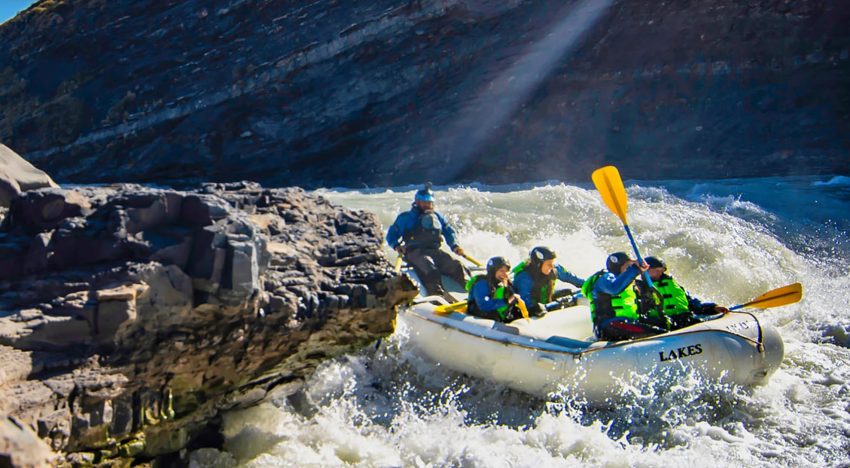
[[398, 273, 785, 402]]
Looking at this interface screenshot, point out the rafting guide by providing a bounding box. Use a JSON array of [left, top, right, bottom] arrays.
[[386, 183, 467, 298]]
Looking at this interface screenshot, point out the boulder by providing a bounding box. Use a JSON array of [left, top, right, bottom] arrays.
[[0, 182, 417, 465]]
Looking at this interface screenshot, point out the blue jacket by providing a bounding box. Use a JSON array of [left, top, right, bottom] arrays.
[[514, 264, 585, 305], [386, 207, 458, 250], [591, 265, 641, 297], [470, 278, 512, 312]]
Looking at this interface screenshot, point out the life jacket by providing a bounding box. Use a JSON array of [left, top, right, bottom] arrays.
[[581, 270, 639, 325], [402, 210, 442, 250], [654, 274, 690, 316], [466, 275, 510, 320], [511, 260, 556, 303]]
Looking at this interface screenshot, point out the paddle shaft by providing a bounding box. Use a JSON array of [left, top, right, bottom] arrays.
[[459, 252, 483, 267], [623, 223, 655, 289]]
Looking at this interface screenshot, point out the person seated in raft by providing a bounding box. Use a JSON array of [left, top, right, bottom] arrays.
[[512, 246, 585, 316], [582, 252, 667, 341], [386, 183, 467, 297], [636, 256, 730, 330], [466, 256, 524, 322]]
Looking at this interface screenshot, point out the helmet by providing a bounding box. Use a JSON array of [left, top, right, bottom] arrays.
[[529, 246, 557, 266], [645, 256, 666, 270], [414, 183, 435, 203], [486, 256, 511, 277], [606, 252, 632, 272]]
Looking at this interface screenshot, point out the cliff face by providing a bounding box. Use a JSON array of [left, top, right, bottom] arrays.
[[0, 181, 417, 463], [0, 0, 847, 186]]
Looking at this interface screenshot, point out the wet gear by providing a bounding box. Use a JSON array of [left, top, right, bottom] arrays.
[[606, 252, 631, 273], [486, 256, 511, 277], [582, 270, 640, 324], [645, 256, 665, 270], [466, 275, 515, 321], [414, 183, 435, 203], [513, 260, 585, 313], [386, 207, 458, 251], [653, 275, 690, 316], [529, 246, 557, 266]]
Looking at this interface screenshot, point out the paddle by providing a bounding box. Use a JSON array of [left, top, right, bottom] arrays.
[[434, 300, 468, 314], [729, 283, 803, 311], [591, 165, 654, 288], [458, 252, 483, 267], [434, 296, 530, 320]]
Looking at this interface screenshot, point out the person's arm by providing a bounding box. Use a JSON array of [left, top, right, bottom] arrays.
[[513, 270, 535, 305], [555, 264, 585, 288], [472, 280, 511, 312], [595, 265, 641, 295], [436, 212, 459, 250], [387, 215, 402, 250], [385, 214, 406, 250], [687, 292, 728, 314]]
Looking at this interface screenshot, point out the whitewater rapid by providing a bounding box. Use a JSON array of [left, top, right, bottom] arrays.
[[194, 177, 850, 467]]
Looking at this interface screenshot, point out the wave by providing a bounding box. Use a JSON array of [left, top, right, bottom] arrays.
[[217, 179, 850, 467]]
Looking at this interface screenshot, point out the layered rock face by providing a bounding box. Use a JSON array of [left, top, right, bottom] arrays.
[[0, 0, 846, 187], [0, 182, 417, 463]]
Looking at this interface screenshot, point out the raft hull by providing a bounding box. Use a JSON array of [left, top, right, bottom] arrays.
[[399, 302, 784, 402]]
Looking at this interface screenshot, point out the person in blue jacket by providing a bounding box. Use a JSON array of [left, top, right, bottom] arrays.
[[512, 246, 585, 315], [581, 252, 666, 341], [466, 256, 522, 322], [386, 184, 466, 296]]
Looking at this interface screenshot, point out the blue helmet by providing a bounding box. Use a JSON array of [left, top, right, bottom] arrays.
[[414, 183, 435, 203], [606, 252, 632, 273]]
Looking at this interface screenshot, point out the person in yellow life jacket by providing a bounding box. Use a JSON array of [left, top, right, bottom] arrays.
[[512, 246, 585, 316], [637, 256, 730, 330], [581, 252, 666, 341], [466, 256, 522, 323]]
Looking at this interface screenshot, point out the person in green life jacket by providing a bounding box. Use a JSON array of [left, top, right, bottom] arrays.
[[386, 184, 466, 297], [637, 256, 730, 330], [466, 256, 523, 322], [512, 246, 585, 316], [582, 252, 667, 341]]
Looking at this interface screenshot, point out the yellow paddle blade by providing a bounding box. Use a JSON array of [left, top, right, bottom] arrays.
[[591, 166, 629, 224], [434, 300, 468, 314], [394, 256, 402, 273], [516, 298, 530, 320], [733, 283, 803, 310]]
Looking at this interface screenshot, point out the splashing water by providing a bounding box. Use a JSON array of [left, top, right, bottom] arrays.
[[199, 177, 850, 467]]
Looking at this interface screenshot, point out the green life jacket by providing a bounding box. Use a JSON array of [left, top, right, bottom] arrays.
[[511, 260, 556, 303], [466, 275, 510, 319], [581, 270, 639, 324], [654, 274, 690, 316]]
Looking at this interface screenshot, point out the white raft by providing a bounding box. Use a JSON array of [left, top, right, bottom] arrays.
[[398, 275, 784, 402]]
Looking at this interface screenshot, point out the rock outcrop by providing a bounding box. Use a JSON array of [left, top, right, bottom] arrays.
[[0, 182, 417, 464], [0, 143, 57, 207], [0, 0, 847, 186]]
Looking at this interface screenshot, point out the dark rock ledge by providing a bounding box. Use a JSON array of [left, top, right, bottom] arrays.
[[0, 181, 417, 465]]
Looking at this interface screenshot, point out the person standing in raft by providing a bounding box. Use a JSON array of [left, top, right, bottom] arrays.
[[466, 256, 524, 322], [386, 183, 467, 297], [512, 246, 585, 316], [582, 252, 667, 341], [637, 256, 730, 330]]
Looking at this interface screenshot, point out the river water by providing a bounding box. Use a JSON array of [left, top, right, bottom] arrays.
[[194, 176, 850, 467]]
